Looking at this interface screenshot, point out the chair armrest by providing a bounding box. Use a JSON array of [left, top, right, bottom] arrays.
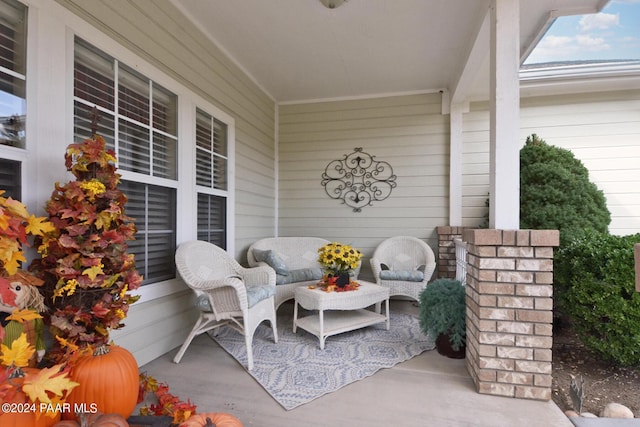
[[370, 257, 383, 277], [422, 261, 436, 283], [241, 265, 276, 287], [181, 273, 245, 292]]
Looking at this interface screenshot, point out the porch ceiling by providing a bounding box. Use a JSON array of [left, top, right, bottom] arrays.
[[171, 0, 608, 103]]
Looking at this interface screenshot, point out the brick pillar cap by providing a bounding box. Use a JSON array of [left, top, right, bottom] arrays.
[[462, 229, 559, 247]]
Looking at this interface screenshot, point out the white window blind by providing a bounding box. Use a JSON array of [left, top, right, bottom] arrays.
[[74, 38, 177, 179], [73, 37, 178, 285], [197, 193, 226, 248], [195, 108, 228, 247], [0, 158, 20, 198], [196, 108, 227, 190], [0, 0, 26, 148], [119, 180, 176, 283]]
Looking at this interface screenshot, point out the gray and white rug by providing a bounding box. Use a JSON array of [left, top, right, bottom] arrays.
[[211, 311, 435, 410]]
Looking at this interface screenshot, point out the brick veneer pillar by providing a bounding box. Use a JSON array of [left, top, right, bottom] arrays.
[[436, 226, 469, 279], [463, 228, 559, 400]]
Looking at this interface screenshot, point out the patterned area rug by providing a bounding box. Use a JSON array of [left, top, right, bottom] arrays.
[[211, 311, 435, 410]]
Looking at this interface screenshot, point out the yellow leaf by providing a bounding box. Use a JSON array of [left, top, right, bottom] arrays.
[[2, 197, 29, 219], [0, 211, 8, 230], [0, 333, 35, 367], [82, 263, 104, 281], [25, 215, 55, 236], [54, 336, 79, 353], [2, 250, 25, 276], [22, 364, 79, 404], [40, 394, 66, 418], [6, 309, 43, 323], [95, 211, 113, 230]]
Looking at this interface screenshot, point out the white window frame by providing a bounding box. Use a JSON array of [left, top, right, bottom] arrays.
[[0, 0, 28, 199], [194, 106, 232, 249], [63, 18, 235, 303]]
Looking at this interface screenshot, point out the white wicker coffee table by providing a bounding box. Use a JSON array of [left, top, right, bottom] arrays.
[[293, 280, 390, 349]]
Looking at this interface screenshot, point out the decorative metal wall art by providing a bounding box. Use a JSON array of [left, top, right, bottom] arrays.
[[321, 147, 397, 212]]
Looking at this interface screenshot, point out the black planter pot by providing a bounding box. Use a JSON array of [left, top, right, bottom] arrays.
[[336, 272, 350, 287], [436, 333, 466, 359]]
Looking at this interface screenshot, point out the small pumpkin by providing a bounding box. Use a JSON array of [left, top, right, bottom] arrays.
[[181, 412, 243, 427], [63, 345, 138, 421], [0, 367, 62, 427], [53, 412, 129, 427], [0, 407, 61, 427]]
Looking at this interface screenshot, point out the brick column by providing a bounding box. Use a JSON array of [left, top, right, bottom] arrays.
[[436, 226, 468, 279], [463, 228, 559, 400]]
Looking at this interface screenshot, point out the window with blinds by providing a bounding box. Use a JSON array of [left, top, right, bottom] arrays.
[[197, 193, 226, 249], [195, 108, 228, 247], [73, 37, 178, 285], [0, 158, 20, 199], [119, 180, 176, 284], [0, 0, 27, 149]]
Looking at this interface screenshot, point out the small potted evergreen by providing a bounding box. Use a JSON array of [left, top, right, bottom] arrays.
[[419, 278, 466, 358]]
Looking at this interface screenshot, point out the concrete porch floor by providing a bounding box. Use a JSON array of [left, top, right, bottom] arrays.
[[140, 300, 572, 427]]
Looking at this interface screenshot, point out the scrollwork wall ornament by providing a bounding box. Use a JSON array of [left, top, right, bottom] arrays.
[[321, 147, 397, 212]]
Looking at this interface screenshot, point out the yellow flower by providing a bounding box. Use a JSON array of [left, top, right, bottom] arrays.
[[54, 279, 79, 299], [317, 242, 362, 274], [119, 284, 129, 300], [80, 179, 106, 199]]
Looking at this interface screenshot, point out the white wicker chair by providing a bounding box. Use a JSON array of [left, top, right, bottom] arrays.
[[173, 240, 278, 370], [370, 236, 436, 302]]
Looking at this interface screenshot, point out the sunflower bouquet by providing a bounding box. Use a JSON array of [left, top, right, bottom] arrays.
[[317, 242, 362, 276]]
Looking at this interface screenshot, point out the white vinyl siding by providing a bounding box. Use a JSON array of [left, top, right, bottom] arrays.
[[461, 89, 640, 236], [278, 93, 449, 281]]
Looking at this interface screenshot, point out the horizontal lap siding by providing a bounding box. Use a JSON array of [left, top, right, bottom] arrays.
[[461, 90, 640, 236], [55, 0, 276, 365], [279, 93, 449, 281]]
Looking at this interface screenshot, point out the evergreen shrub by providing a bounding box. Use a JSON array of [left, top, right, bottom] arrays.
[[519, 134, 611, 247], [555, 231, 640, 366]]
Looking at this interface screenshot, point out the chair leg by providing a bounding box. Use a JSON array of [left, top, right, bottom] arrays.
[[269, 310, 278, 344], [245, 332, 254, 371], [173, 313, 209, 364], [270, 318, 278, 343], [173, 329, 198, 364]]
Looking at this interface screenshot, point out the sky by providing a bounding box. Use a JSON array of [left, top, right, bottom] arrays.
[[525, 0, 640, 64]]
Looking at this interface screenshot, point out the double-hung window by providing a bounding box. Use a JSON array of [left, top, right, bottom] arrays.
[[195, 108, 228, 248], [73, 37, 178, 285], [0, 0, 27, 199]]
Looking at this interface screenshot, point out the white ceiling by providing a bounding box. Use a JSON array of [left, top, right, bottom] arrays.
[[171, 0, 608, 104]]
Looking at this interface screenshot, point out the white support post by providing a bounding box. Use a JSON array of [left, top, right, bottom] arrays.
[[489, 0, 520, 230], [449, 102, 464, 226]]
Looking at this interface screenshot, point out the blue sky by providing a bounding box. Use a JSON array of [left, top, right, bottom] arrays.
[[525, 0, 640, 64]]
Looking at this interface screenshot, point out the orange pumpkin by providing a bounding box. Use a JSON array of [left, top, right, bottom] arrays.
[[0, 404, 61, 427], [53, 412, 129, 427], [63, 345, 138, 421], [181, 412, 243, 427], [0, 367, 62, 427]]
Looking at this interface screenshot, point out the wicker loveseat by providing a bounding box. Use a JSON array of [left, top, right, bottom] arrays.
[[247, 237, 361, 311]]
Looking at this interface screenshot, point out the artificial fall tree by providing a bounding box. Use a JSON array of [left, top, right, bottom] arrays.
[[30, 133, 142, 356]]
